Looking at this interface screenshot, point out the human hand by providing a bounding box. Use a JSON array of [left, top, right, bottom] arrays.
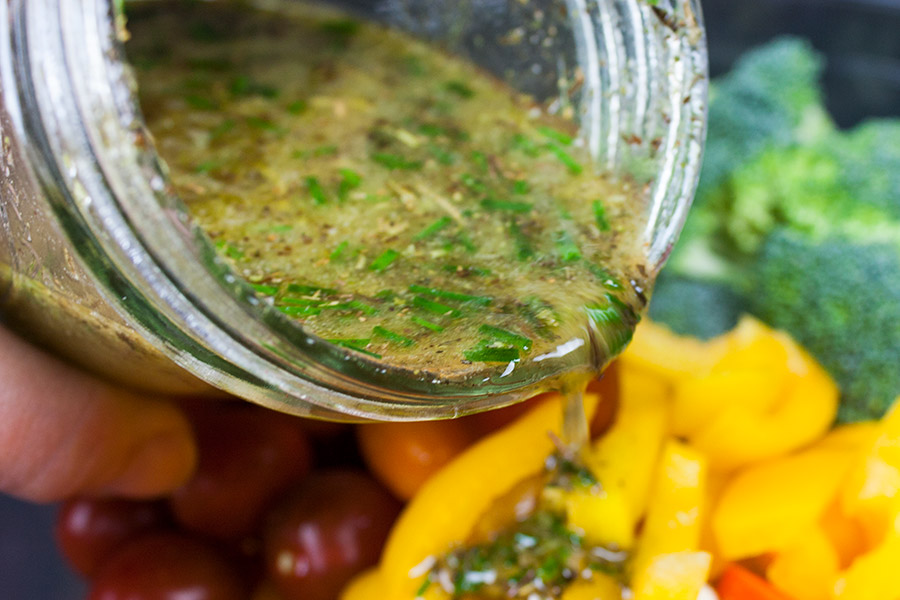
[[0, 326, 196, 502]]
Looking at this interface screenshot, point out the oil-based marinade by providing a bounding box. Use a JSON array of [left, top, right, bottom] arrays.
[[127, 1, 649, 378]]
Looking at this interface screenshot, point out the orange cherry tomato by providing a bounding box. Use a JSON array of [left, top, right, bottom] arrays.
[[717, 563, 795, 600], [357, 420, 476, 500]]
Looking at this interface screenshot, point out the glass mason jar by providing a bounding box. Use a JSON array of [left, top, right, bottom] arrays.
[[0, 0, 706, 421]]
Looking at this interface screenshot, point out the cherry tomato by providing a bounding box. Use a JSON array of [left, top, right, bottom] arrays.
[[170, 403, 313, 539], [263, 470, 401, 600], [460, 393, 550, 438], [55, 497, 171, 577], [88, 532, 246, 600], [588, 361, 620, 437], [357, 419, 475, 499]]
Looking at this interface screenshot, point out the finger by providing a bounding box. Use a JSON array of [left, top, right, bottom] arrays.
[[0, 326, 197, 502]]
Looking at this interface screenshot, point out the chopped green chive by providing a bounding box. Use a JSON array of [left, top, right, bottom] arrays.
[[418, 123, 448, 137], [414, 216, 454, 241], [481, 198, 532, 213], [469, 151, 489, 172], [547, 142, 583, 174], [512, 133, 541, 157], [456, 232, 478, 253], [338, 169, 362, 201], [460, 173, 487, 193], [329, 338, 381, 358], [184, 94, 219, 110], [371, 153, 423, 171], [319, 19, 361, 37], [442, 265, 492, 277], [321, 300, 378, 315], [373, 325, 415, 347], [478, 324, 532, 350], [330, 241, 350, 261], [555, 231, 582, 262], [305, 176, 328, 205], [509, 222, 534, 260], [278, 297, 324, 307], [194, 159, 222, 174], [250, 283, 279, 295], [593, 199, 611, 231], [410, 316, 445, 332], [216, 240, 244, 260], [538, 126, 574, 146], [230, 75, 279, 98], [286, 283, 338, 296], [277, 305, 321, 317], [445, 80, 475, 98], [464, 346, 520, 362], [209, 119, 235, 139], [370, 249, 400, 271], [512, 180, 530, 194], [246, 116, 281, 132], [287, 99, 307, 114], [412, 295, 462, 317], [408, 285, 492, 306], [428, 144, 456, 165]]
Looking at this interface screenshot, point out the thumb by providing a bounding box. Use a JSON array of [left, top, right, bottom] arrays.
[[0, 326, 197, 502]]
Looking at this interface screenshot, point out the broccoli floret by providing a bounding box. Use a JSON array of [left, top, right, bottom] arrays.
[[696, 37, 831, 201], [648, 274, 747, 340], [752, 231, 900, 422], [656, 37, 900, 422]]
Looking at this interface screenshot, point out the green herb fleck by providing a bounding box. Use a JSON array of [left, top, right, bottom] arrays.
[[428, 144, 456, 165], [184, 94, 219, 111], [464, 346, 520, 362], [509, 222, 534, 260], [478, 324, 532, 350], [555, 231, 582, 262], [338, 169, 362, 201], [305, 176, 328, 205], [412, 295, 462, 317], [330, 241, 350, 261], [371, 153, 424, 171], [460, 173, 487, 193], [470, 151, 489, 172], [287, 100, 308, 114], [512, 180, 531, 194], [286, 283, 338, 296], [538, 126, 574, 146], [481, 198, 533, 213], [370, 249, 400, 272], [230, 75, 279, 98], [547, 142, 583, 174], [409, 285, 492, 306], [593, 199, 611, 231], [250, 283, 279, 296], [329, 338, 381, 358], [277, 305, 321, 317], [373, 325, 415, 347], [410, 316, 445, 332], [445, 80, 475, 98], [414, 216, 454, 241]]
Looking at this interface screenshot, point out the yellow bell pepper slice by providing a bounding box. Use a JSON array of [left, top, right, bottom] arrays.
[[766, 526, 840, 600], [587, 370, 670, 528], [621, 320, 725, 381], [631, 551, 712, 600], [560, 574, 623, 600], [688, 322, 838, 472], [565, 485, 634, 550], [840, 398, 900, 547], [833, 514, 900, 600], [631, 440, 707, 578], [712, 445, 855, 560], [379, 392, 598, 599]]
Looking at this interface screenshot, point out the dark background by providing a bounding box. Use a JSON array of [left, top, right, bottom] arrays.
[[1, 0, 897, 597]]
